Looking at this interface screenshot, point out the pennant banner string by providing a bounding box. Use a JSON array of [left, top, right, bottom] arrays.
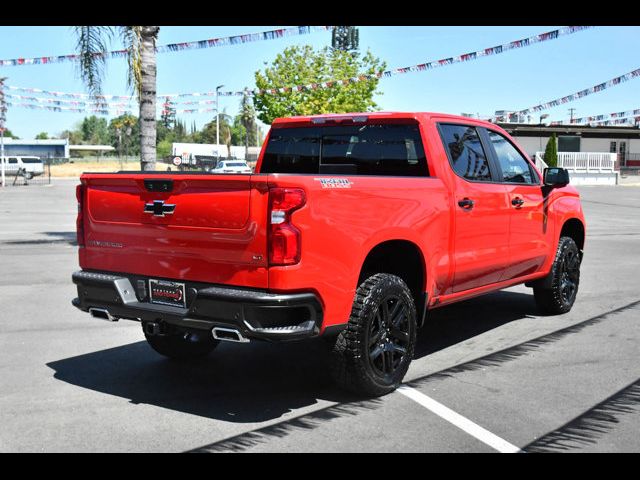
[[0, 26, 333, 67], [4, 26, 592, 102], [2, 26, 595, 117], [5, 101, 221, 116], [492, 68, 640, 120], [4, 92, 217, 108], [566, 108, 640, 124]]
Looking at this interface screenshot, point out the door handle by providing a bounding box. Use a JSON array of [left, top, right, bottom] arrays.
[[511, 197, 524, 207], [458, 198, 475, 210]]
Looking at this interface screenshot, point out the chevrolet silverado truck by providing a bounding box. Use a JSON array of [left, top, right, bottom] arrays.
[[72, 112, 585, 396]]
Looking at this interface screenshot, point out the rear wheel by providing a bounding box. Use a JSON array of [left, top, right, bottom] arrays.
[[533, 236, 581, 314], [144, 329, 219, 360], [330, 273, 417, 397]]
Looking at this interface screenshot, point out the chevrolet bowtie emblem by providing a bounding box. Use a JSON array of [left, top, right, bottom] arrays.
[[144, 200, 176, 217]]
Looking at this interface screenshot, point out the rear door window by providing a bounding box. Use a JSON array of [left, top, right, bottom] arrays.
[[438, 124, 492, 182], [261, 123, 428, 176]]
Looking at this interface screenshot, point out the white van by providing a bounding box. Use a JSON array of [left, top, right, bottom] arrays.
[[0, 156, 45, 179]]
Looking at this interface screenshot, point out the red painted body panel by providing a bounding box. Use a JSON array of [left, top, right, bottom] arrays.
[[77, 112, 586, 333], [79, 174, 270, 288]]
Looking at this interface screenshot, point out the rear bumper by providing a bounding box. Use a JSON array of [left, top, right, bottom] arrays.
[[72, 270, 323, 341]]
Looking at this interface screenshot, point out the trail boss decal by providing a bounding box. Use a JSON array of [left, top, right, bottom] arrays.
[[314, 178, 353, 189]]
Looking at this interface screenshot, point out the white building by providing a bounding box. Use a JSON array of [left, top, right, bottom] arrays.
[[498, 123, 640, 168]]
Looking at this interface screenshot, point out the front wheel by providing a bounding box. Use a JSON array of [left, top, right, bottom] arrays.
[[144, 329, 219, 360], [533, 236, 581, 314], [330, 273, 417, 397]]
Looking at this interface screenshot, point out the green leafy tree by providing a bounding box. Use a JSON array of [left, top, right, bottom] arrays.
[[200, 113, 233, 156], [59, 128, 83, 145], [254, 45, 386, 124], [108, 114, 140, 157], [239, 92, 257, 151], [2, 129, 19, 139], [230, 115, 246, 147], [35, 132, 49, 140], [157, 139, 172, 159], [160, 97, 176, 129], [173, 119, 189, 143], [80, 115, 109, 144], [544, 133, 558, 167], [74, 26, 160, 170]]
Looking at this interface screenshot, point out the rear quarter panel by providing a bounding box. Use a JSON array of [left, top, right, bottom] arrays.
[[264, 174, 451, 329]]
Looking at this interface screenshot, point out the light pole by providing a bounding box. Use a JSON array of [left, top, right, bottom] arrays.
[[216, 84, 224, 161], [115, 126, 122, 170], [0, 77, 7, 188]]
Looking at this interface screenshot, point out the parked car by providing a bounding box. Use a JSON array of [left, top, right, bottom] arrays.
[[71, 112, 585, 396], [0, 156, 45, 179], [210, 160, 252, 174]]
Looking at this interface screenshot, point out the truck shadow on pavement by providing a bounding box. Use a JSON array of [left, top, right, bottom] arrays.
[[46, 290, 537, 425]]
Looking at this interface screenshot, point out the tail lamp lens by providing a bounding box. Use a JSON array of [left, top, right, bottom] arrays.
[[269, 188, 306, 265], [76, 184, 85, 247]]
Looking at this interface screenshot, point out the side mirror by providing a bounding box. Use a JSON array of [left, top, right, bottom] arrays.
[[543, 167, 570, 187]]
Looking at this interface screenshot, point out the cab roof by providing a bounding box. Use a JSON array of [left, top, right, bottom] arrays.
[[271, 112, 497, 129]]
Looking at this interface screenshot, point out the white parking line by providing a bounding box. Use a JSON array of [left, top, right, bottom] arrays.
[[397, 385, 522, 453]]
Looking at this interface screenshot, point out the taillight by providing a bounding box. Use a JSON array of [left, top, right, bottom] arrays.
[[268, 187, 306, 265], [76, 184, 85, 247]]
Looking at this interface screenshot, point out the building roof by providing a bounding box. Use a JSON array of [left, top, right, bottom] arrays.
[[0, 138, 69, 145], [69, 145, 115, 151], [498, 122, 640, 138]]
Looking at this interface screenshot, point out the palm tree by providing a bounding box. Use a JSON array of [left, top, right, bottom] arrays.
[[74, 26, 159, 171], [239, 91, 257, 157]]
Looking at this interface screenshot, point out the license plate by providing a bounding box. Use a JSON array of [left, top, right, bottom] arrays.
[[149, 279, 186, 308]]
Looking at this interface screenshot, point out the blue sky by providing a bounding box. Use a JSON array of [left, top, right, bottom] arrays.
[[1, 25, 639, 139]]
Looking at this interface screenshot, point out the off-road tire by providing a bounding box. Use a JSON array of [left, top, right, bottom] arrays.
[[330, 273, 417, 397], [534, 236, 581, 315], [144, 330, 219, 360]]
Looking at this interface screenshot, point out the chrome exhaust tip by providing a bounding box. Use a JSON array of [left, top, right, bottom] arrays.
[[88, 307, 118, 322], [212, 327, 250, 343]]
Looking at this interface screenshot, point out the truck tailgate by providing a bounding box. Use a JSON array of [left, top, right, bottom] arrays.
[[79, 173, 269, 288]]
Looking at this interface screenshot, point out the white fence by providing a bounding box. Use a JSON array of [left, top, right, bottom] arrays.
[[534, 153, 549, 172], [534, 151, 618, 185], [535, 151, 617, 172]]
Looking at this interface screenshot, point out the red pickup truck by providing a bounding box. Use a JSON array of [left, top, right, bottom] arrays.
[[72, 112, 585, 396]]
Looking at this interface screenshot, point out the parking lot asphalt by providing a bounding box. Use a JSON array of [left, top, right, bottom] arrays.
[[1, 179, 639, 452]]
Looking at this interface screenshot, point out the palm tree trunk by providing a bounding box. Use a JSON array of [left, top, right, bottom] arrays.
[[140, 26, 159, 171]]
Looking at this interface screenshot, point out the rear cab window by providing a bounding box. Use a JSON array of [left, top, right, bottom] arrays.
[[261, 122, 429, 177]]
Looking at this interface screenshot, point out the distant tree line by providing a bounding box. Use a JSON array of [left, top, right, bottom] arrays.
[[37, 95, 262, 159]]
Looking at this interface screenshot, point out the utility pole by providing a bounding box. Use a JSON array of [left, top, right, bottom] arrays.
[[0, 77, 7, 188], [568, 108, 576, 123]]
